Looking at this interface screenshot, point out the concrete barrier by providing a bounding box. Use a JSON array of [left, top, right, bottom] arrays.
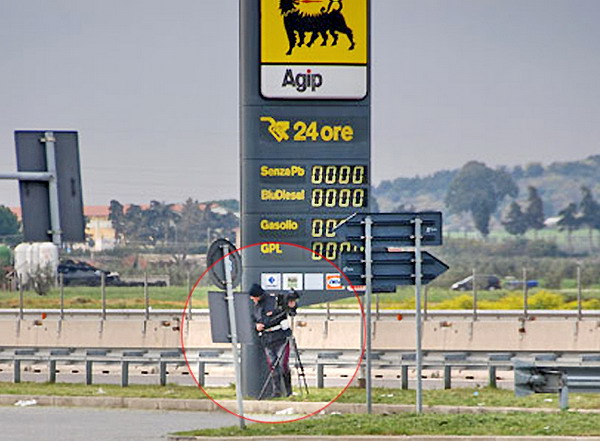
[[3, 316, 600, 352]]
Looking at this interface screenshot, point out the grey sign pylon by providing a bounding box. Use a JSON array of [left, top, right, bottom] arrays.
[[240, 0, 371, 399]]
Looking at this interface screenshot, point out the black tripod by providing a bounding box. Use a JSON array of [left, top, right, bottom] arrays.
[[258, 334, 309, 400], [289, 335, 309, 396]]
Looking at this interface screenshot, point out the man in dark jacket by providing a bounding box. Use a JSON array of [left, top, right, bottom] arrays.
[[249, 283, 295, 398]]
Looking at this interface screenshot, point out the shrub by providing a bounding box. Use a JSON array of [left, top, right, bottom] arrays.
[[528, 291, 566, 309], [582, 299, 600, 310], [491, 294, 524, 310], [581, 264, 600, 286], [434, 295, 473, 310], [543, 271, 563, 289], [28, 264, 55, 296]]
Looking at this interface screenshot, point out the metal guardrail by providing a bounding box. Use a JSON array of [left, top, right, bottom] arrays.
[[514, 359, 600, 409], [0, 348, 234, 387], [4, 347, 600, 390], [3, 308, 600, 320]]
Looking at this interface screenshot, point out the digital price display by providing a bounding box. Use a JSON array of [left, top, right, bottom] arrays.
[[241, 0, 370, 306], [242, 111, 370, 305]]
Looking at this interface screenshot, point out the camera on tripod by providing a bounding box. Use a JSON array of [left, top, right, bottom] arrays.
[[257, 287, 309, 400], [275, 289, 300, 317]]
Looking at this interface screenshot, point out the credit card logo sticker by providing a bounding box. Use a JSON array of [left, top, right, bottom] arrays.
[[326, 273, 343, 290]]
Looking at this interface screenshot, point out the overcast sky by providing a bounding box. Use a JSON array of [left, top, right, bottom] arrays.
[[1, 0, 599, 207]]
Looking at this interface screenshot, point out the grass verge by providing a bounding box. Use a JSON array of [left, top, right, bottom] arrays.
[[2, 383, 600, 410], [177, 412, 600, 437], [5, 383, 600, 437]]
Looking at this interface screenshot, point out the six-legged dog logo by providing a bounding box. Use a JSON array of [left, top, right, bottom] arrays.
[[279, 0, 355, 55]]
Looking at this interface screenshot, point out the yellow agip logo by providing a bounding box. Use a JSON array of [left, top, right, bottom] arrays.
[[261, 0, 368, 65]]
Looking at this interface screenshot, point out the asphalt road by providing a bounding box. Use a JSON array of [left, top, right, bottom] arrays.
[[0, 406, 240, 441]]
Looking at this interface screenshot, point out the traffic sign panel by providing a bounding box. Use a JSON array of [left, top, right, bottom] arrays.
[[15, 131, 85, 243], [335, 212, 443, 247], [341, 250, 449, 288]]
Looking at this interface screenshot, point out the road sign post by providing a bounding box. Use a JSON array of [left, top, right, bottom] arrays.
[[206, 238, 246, 428], [40, 132, 62, 245], [222, 242, 245, 429], [364, 216, 373, 414], [414, 218, 423, 414], [336, 212, 447, 414], [1, 130, 85, 245]]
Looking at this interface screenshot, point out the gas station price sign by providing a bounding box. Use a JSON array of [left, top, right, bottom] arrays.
[[241, 0, 370, 306], [242, 110, 370, 305]]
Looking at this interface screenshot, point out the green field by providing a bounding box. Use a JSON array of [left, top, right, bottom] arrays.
[[2, 283, 600, 310], [0, 285, 205, 310]]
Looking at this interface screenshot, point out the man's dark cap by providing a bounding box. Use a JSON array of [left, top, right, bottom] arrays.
[[249, 283, 265, 298]]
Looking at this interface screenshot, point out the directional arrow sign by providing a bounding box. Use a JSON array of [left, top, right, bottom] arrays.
[[335, 212, 443, 247], [341, 250, 449, 290]]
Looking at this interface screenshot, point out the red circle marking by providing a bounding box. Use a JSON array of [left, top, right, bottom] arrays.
[[179, 241, 366, 424]]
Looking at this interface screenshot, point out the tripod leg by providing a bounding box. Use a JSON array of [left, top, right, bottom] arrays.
[[258, 341, 288, 399], [278, 340, 292, 397], [290, 336, 309, 395], [283, 371, 292, 397], [257, 364, 277, 400]]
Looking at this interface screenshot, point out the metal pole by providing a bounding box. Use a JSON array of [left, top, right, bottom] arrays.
[[423, 285, 428, 321], [144, 271, 150, 321], [559, 374, 569, 411], [0, 172, 52, 181], [101, 272, 106, 320], [222, 244, 245, 429], [59, 273, 64, 321], [472, 268, 478, 321], [523, 267, 528, 319], [358, 304, 365, 388], [376, 292, 380, 320], [187, 270, 193, 322], [364, 216, 373, 414], [41, 131, 62, 246], [577, 264, 582, 320], [19, 274, 24, 320], [414, 218, 423, 414]]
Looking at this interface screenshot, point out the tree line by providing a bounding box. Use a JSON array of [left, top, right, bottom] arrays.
[[0, 206, 22, 247], [108, 198, 238, 254], [444, 161, 600, 244], [375, 155, 600, 226]]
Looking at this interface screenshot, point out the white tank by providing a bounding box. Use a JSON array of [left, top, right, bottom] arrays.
[[14, 242, 59, 286]]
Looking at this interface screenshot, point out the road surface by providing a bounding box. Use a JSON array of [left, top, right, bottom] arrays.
[[0, 406, 239, 441]]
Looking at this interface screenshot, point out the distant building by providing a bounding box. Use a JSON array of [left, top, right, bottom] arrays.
[[10, 205, 116, 251], [84, 206, 115, 251], [544, 216, 561, 228], [10, 202, 238, 251]]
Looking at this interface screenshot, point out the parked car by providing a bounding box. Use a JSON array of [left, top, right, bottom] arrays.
[[451, 275, 502, 291], [504, 279, 539, 290], [57, 259, 167, 287], [58, 259, 121, 286]]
